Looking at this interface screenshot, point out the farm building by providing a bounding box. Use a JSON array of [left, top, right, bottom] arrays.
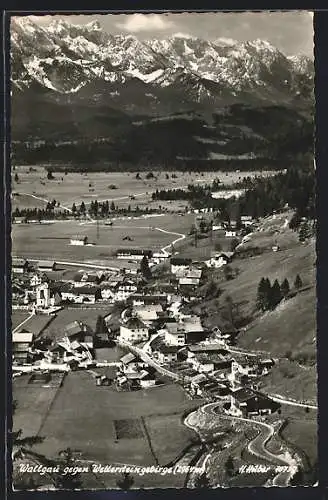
[[163, 322, 186, 346], [64, 321, 94, 349], [30, 272, 48, 287], [116, 249, 153, 261], [12, 331, 34, 363], [73, 272, 100, 286], [225, 229, 237, 238], [71, 286, 101, 304], [205, 252, 234, 269], [12, 216, 27, 224], [178, 277, 200, 288], [170, 257, 192, 275], [153, 345, 180, 364], [119, 317, 149, 344], [134, 304, 163, 324], [12, 258, 29, 275], [37, 260, 57, 272], [226, 389, 280, 417], [70, 235, 88, 246], [128, 294, 168, 307]]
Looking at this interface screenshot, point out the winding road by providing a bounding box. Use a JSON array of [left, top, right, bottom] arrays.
[[198, 403, 298, 486]]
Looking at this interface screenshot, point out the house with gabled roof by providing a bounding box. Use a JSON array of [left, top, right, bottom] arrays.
[[119, 316, 149, 344]]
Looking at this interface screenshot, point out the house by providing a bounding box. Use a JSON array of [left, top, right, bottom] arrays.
[[178, 277, 200, 288], [205, 252, 234, 269], [163, 322, 186, 346], [70, 235, 88, 246], [225, 229, 237, 238], [225, 389, 280, 417], [73, 272, 100, 287], [116, 249, 153, 261], [186, 344, 229, 358], [134, 304, 163, 324], [71, 286, 101, 304], [190, 373, 208, 396], [64, 321, 94, 349], [189, 354, 215, 373], [119, 317, 149, 344], [12, 258, 29, 275], [37, 260, 57, 272], [241, 215, 254, 227], [12, 216, 27, 224], [272, 244, 280, 252], [30, 272, 48, 287], [120, 352, 137, 366], [183, 316, 208, 344], [128, 294, 168, 307], [153, 345, 180, 364], [100, 285, 115, 301], [12, 331, 34, 364], [170, 257, 192, 275], [114, 280, 138, 302]]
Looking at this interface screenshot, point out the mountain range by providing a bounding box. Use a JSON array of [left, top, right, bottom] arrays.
[[10, 17, 314, 170]]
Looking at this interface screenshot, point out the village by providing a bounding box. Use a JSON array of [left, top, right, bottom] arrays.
[[12, 209, 281, 422]]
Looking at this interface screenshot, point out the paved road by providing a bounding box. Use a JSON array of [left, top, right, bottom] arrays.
[[116, 339, 183, 382], [199, 403, 298, 486]]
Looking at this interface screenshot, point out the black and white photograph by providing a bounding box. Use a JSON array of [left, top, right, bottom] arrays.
[[9, 10, 316, 490]]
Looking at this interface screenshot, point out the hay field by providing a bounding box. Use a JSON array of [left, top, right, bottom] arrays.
[[19, 372, 198, 467], [12, 166, 276, 210]]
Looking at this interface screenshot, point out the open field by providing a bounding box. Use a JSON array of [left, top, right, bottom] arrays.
[[238, 286, 316, 358], [12, 166, 277, 210], [13, 372, 200, 469], [260, 359, 317, 403], [41, 306, 113, 341], [12, 221, 176, 262], [13, 380, 59, 439], [11, 311, 31, 330], [14, 314, 55, 337]]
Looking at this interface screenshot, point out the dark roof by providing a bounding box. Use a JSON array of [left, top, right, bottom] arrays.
[[71, 235, 88, 241], [38, 260, 56, 268], [117, 249, 153, 256], [170, 257, 192, 265], [74, 273, 98, 283], [188, 344, 228, 353], [233, 388, 256, 403], [158, 345, 180, 354], [125, 317, 148, 330], [12, 258, 28, 267], [73, 286, 99, 295]]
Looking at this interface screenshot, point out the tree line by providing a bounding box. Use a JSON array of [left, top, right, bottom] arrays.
[[256, 275, 303, 312]]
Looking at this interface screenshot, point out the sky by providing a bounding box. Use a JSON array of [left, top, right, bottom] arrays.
[[26, 11, 313, 57]]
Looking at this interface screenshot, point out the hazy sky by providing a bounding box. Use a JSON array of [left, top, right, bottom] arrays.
[[26, 11, 313, 57]]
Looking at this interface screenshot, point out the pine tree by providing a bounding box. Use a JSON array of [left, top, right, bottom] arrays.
[[95, 315, 107, 334], [14, 173, 19, 182], [54, 447, 83, 490], [256, 277, 268, 311], [71, 203, 77, 214], [110, 201, 115, 211], [194, 472, 211, 488], [80, 201, 86, 214], [270, 279, 282, 309], [294, 274, 303, 289], [263, 278, 272, 310], [116, 472, 134, 490], [140, 255, 152, 280], [225, 455, 234, 478], [281, 278, 290, 298]]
